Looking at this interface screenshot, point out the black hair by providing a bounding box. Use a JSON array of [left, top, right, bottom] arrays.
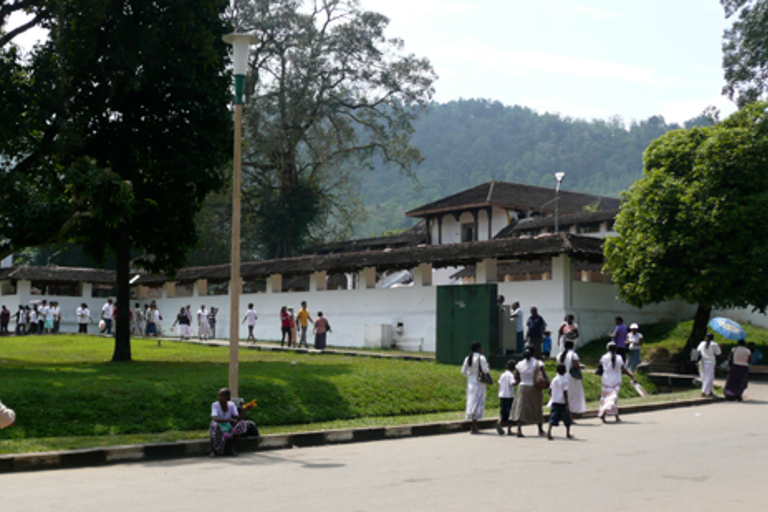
[[738, 339, 746, 346], [218, 388, 231, 399], [706, 333, 713, 349], [556, 363, 566, 375], [559, 340, 575, 364], [468, 341, 482, 366], [505, 359, 515, 371], [608, 342, 617, 368], [523, 345, 534, 361]]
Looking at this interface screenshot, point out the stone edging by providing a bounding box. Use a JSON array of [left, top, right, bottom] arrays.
[[0, 396, 719, 474]]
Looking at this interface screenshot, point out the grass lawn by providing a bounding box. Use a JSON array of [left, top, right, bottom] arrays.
[[0, 333, 677, 455]]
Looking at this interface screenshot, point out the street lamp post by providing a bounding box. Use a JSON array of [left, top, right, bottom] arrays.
[[554, 172, 565, 233], [222, 32, 258, 399]]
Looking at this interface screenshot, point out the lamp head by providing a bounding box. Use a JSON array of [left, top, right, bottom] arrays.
[[222, 33, 259, 76], [554, 172, 565, 183]]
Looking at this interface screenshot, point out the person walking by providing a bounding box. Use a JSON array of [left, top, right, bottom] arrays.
[[197, 305, 211, 340], [14, 305, 25, 336], [280, 306, 292, 347], [132, 303, 144, 337], [461, 341, 490, 435], [609, 317, 628, 359], [598, 341, 637, 423], [696, 333, 721, 397], [208, 307, 218, 339], [172, 307, 191, 341], [313, 311, 331, 350], [547, 363, 574, 440], [495, 360, 516, 436], [296, 301, 314, 348], [76, 303, 93, 333], [51, 301, 61, 333], [512, 344, 546, 437], [0, 305, 10, 335], [525, 306, 547, 359], [242, 303, 258, 343], [556, 340, 587, 416], [626, 323, 643, 372], [724, 339, 751, 401], [557, 314, 579, 354], [101, 299, 114, 334]]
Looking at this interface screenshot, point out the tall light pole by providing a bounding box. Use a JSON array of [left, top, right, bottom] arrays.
[[223, 32, 258, 399], [554, 172, 565, 234]]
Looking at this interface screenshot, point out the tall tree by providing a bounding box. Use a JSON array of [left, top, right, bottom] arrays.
[[0, 0, 233, 361], [722, 0, 768, 106], [230, 0, 436, 258], [604, 102, 768, 354]]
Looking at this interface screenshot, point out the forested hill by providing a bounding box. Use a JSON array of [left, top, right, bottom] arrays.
[[356, 98, 711, 237]]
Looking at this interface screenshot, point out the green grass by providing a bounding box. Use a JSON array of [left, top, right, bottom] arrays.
[[0, 332, 698, 455]]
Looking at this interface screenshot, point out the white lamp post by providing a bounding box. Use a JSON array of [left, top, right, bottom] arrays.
[[554, 172, 565, 234], [222, 32, 258, 399]]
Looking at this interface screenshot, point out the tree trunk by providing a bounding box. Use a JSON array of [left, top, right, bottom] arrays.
[[685, 304, 711, 356], [112, 230, 132, 362]]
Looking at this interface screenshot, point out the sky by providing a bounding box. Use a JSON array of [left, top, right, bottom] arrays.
[[359, 0, 737, 124], [8, 1, 736, 125]]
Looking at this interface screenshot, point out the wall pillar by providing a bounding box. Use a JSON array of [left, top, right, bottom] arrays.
[[163, 282, 175, 299], [476, 258, 498, 284], [309, 271, 327, 292], [267, 274, 282, 294], [81, 282, 93, 299], [551, 254, 574, 309], [358, 266, 376, 290], [195, 279, 208, 297], [413, 263, 433, 287]]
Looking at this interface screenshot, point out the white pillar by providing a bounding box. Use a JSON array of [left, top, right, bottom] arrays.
[[358, 267, 376, 290], [163, 282, 175, 299], [413, 263, 433, 287], [195, 279, 208, 297], [267, 274, 282, 294], [551, 254, 574, 309], [81, 282, 93, 299], [309, 271, 326, 292], [476, 258, 498, 284]]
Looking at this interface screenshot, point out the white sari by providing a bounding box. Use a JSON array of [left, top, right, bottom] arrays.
[[461, 353, 489, 420]]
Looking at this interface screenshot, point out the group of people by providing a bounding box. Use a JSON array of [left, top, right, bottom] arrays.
[[243, 301, 332, 350], [462, 337, 640, 440], [695, 334, 756, 401], [171, 304, 218, 341], [4, 300, 63, 336]]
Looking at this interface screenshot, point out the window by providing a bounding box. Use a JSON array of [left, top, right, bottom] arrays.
[[207, 281, 230, 296], [461, 223, 475, 242], [92, 284, 117, 298], [242, 279, 265, 294]]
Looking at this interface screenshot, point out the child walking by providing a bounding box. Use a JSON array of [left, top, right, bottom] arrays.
[[496, 360, 517, 435], [547, 363, 574, 440], [542, 330, 553, 359]]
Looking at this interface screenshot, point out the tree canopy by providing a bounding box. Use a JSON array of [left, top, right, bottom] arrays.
[[1, 0, 233, 360], [722, 0, 768, 106], [604, 102, 768, 351], [230, 0, 436, 258]]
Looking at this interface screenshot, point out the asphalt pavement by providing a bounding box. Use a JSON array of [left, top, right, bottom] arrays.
[[2, 381, 766, 512]]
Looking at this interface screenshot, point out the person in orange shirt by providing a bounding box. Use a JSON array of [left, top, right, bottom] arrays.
[[296, 301, 314, 348]]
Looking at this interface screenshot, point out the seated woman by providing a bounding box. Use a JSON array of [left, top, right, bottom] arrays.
[[210, 388, 248, 456]]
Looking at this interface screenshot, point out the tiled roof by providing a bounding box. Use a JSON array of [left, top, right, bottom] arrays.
[[305, 220, 428, 255], [406, 180, 619, 218], [0, 265, 116, 284], [494, 209, 619, 239]]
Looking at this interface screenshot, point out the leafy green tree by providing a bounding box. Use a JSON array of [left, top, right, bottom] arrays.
[[230, 0, 436, 258], [722, 0, 768, 106], [0, 0, 232, 361], [604, 102, 768, 353]]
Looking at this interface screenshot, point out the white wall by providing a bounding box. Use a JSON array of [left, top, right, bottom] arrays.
[[712, 307, 768, 330]]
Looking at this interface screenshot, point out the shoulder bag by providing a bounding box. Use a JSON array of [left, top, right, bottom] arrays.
[[534, 365, 549, 390], [595, 363, 604, 376], [569, 366, 583, 380], [477, 357, 493, 385]]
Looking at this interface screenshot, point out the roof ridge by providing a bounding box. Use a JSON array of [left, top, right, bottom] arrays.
[[486, 179, 495, 202]]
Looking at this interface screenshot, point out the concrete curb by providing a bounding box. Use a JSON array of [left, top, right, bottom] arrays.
[[0, 396, 720, 474]]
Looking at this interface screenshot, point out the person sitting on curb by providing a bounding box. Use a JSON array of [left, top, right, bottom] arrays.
[[210, 388, 249, 456], [0, 399, 16, 429]]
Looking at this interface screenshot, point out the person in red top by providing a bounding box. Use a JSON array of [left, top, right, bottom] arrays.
[[280, 306, 292, 347], [313, 311, 331, 350]]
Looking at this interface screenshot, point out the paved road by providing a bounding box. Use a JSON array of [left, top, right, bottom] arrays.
[[4, 383, 768, 512]]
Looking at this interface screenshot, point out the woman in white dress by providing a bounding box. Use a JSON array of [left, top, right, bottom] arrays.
[[556, 340, 587, 415], [461, 341, 490, 434], [696, 333, 721, 397], [598, 342, 637, 423], [513, 344, 546, 437], [197, 305, 211, 340]]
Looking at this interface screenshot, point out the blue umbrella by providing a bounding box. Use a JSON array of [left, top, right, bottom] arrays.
[[708, 317, 746, 341]]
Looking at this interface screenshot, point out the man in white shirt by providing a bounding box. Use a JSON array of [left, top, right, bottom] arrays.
[[76, 303, 93, 334], [50, 301, 61, 333], [547, 363, 573, 440], [101, 299, 114, 334], [510, 301, 524, 353], [38, 300, 49, 334], [242, 303, 258, 343]]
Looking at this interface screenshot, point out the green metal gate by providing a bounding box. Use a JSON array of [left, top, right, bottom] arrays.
[[436, 284, 499, 366]]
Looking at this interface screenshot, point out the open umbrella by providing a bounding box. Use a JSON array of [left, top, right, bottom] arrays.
[[708, 317, 746, 341]]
